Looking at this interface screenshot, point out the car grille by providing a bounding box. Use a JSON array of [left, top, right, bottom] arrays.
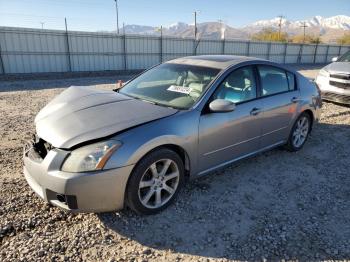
[[329, 80, 350, 89], [322, 92, 350, 105], [330, 74, 350, 80]]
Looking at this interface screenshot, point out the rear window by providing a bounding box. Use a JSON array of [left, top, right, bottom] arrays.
[[286, 71, 296, 91], [258, 65, 289, 96]]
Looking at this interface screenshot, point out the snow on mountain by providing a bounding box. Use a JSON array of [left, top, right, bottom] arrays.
[[118, 15, 349, 43], [251, 17, 290, 28], [322, 15, 350, 29], [166, 22, 189, 31], [249, 15, 350, 30]]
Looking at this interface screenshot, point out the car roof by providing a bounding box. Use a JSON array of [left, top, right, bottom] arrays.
[[166, 55, 266, 69]]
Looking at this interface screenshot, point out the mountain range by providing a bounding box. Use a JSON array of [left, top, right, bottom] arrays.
[[121, 15, 350, 43]]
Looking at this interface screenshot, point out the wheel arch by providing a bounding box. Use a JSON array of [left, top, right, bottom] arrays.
[[123, 143, 190, 209], [301, 109, 314, 131], [134, 144, 191, 176]]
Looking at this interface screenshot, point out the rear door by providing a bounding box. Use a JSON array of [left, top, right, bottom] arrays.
[[256, 65, 300, 148]]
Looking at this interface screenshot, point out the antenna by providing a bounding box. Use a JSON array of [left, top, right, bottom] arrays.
[[300, 22, 308, 43]]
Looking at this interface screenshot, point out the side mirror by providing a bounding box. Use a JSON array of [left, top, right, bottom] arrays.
[[332, 57, 338, 62], [113, 80, 129, 92], [115, 80, 129, 89], [209, 99, 236, 113]]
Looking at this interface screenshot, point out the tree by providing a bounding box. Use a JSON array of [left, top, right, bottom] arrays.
[[337, 33, 350, 45], [251, 28, 288, 42], [291, 34, 322, 44]]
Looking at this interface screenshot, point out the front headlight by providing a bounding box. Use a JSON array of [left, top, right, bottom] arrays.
[[318, 69, 330, 78], [61, 140, 122, 172]]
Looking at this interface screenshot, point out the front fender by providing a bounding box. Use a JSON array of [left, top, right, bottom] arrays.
[[104, 110, 200, 175]]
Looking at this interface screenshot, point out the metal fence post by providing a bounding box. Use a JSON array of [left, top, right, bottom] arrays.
[[246, 41, 250, 56], [123, 34, 127, 70], [193, 39, 197, 55], [313, 44, 318, 64], [64, 18, 72, 72], [267, 42, 272, 60], [283, 43, 287, 63], [222, 39, 225, 54], [325, 45, 330, 63], [297, 44, 304, 64], [0, 41, 5, 74], [159, 27, 163, 63]]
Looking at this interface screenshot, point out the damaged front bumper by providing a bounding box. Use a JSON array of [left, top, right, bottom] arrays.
[[23, 139, 134, 213]]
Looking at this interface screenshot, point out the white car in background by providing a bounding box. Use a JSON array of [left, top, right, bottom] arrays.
[[316, 50, 350, 105]]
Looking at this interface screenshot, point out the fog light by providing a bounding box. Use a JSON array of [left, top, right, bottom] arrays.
[[56, 194, 66, 203]]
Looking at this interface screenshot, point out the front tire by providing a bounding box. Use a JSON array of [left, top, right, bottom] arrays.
[[285, 112, 311, 151], [126, 148, 185, 215]]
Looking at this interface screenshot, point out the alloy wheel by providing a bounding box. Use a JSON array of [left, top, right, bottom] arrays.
[[138, 159, 180, 209], [292, 116, 309, 148]]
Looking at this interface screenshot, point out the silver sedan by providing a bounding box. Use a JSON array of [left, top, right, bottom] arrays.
[[23, 55, 321, 214]]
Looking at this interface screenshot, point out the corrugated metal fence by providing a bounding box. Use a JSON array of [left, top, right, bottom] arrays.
[[0, 26, 349, 74]]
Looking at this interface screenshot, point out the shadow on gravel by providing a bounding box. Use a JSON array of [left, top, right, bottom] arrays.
[[0, 75, 134, 92], [98, 123, 350, 261]]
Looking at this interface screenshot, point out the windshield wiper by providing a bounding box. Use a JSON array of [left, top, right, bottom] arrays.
[[118, 92, 182, 110]]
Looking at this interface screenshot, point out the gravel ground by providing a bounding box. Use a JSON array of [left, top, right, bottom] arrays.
[[1, 66, 350, 261]]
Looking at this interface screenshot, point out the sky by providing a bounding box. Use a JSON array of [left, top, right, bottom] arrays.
[[0, 0, 349, 31]]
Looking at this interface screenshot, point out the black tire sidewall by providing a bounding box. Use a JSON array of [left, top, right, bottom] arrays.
[[126, 148, 185, 215], [287, 113, 311, 151]]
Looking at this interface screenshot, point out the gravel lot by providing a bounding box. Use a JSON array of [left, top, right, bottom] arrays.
[[1, 66, 350, 261]]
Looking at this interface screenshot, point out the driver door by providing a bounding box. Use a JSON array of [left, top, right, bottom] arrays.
[[197, 66, 263, 173]]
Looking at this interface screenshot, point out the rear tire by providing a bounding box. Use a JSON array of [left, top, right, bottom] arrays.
[[285, 112, 311, 152], [126, 148, 185, 215]]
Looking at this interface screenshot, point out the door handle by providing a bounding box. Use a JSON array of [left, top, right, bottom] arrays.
[[250, 107, 261, 116], [291, 97, 301, 103]]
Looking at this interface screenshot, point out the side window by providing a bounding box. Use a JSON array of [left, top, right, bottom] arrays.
[[286, 71, 296, 91], [258, 65, 289, 96], [212, 66, 257, 103]]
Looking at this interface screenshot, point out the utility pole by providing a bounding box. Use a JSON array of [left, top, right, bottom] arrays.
[[218, 19, 225, 40], [64, 18, 72, 72], [114, 0, 119, 34], [218, 19, 225, 54], [193, 11, 201, 40], [40, 22, 44, 29], [123, 22, 125, 35], [300, 22, 308, 43], [277, 15, 284, 41], [193, 11, 199, 40]]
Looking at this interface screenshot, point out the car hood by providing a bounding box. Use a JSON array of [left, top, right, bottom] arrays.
[[35, 86, 177, 149], [324, 62, 350, 74]]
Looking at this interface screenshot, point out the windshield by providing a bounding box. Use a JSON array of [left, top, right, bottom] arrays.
[[119, 63, 220, 109], [338, 51, 350, 62]]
